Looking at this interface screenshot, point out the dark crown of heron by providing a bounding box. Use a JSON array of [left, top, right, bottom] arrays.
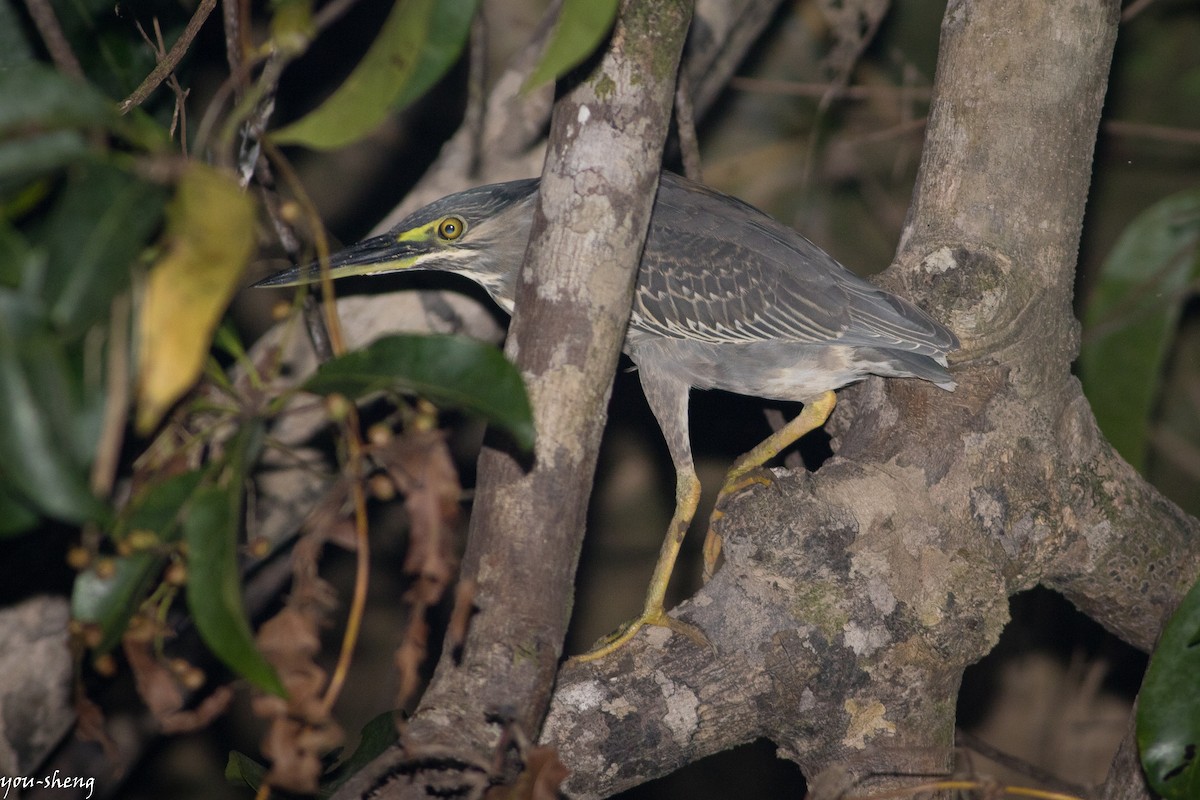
[[382, 179, 540, 299]]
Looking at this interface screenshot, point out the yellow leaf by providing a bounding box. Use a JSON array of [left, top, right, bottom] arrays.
[[136, 165, 255, 433]]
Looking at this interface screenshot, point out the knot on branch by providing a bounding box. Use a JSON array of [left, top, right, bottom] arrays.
[[895, 245, 1041, 366]]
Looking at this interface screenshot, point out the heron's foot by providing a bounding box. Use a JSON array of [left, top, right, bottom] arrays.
[[572, 607, 709, 663], [702, 466, 775, 580], [721, 463, 777, 499]]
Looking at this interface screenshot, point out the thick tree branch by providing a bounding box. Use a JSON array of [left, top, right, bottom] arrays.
[[1050, 435, 1200, 651]]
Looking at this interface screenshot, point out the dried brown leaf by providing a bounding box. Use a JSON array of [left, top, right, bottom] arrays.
[[383, 429, 461, 606], [395, 612, 429, 710], [160, 685, 235, 734], [526, 747, 570, 800], [815, 0, 890, 81], [484, 746, 570, 800], [74, 687, 121, 771], [253, 603, 346, 795], [123, 637, 184, 720], [255, 606, 327, 719], [261, 717, 323, 795], [257, 605, 320, 659], [326, 516, 360, 551]]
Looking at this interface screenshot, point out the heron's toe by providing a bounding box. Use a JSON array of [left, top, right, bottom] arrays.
[[571, 608, 709, 663]]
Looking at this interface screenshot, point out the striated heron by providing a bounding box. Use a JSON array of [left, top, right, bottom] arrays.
[[256, 172, 958, 660]]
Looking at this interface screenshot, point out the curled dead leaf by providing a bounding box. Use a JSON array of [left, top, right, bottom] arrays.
[[160, 685, 234, 735], [395, 613, 429, 711], [123, 637, 184, 720], [484, 746, 570, 800]]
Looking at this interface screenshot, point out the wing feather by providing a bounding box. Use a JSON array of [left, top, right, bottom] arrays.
[[631, 173, 955, 358]]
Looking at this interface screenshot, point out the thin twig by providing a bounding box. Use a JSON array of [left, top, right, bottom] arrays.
[[320, 409, 371, 718], [120, 0, 218, 114], [312, 0, 363, 32], [842, 779, 1085, 800], [259, 140, 345, 356], [22, 0, 83, 80], [955, 730, 1091, 798], [1120, 0, 1158, 22], [134, 18, 191, 150], [803, 2, 889, 188], [1104, 119, 1200, 147], [841, 116, 928, 147], [816, 4, 890, 116], [192, 51, 268, 163], [221, 0, 248, 104], [1150, 426, 1200, 482], [464, 10, 488, 176], [675, 69, 704, 183], [730, 76, 932, 101], [257, 138, 370, 728], [729, 86, 1200, 149], [90, 293, 132, 496]]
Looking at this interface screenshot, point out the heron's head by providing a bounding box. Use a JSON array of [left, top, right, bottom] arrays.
[[254, 179, 541, 301]]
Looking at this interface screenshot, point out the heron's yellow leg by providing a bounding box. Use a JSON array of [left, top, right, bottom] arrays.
[[703, 390, 837, 580], [573, 469, 709, 662]]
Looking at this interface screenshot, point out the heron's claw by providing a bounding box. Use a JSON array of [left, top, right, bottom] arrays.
[[721, 464, 776, 499], [703, 466, 775, 580], [702, 525, 723, 583]]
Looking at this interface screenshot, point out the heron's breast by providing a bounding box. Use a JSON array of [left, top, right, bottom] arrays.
[[623, 334, 864, 402]]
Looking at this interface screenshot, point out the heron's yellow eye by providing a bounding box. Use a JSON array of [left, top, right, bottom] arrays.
[[437, 216, 465, 241]]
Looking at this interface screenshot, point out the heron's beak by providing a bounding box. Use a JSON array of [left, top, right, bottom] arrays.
[[253, 234, 426, 288]]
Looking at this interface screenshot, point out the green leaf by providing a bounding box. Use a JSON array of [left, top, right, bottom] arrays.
[[115, 468, 208, 542], [321, 711, 400, 795], [20, 330, 103, 469], [303, 334, 535, 450], [0, 218, 37, 289], [0, 64, 117, 136], [0, 63, 165, 158], [392, 0, 481, 111], [225, 711, 399, 796], [71, 552, 166, 653], [271, 0, 444, 150], [0, 292, 105, 523], [0, 131, 91, 191], [72, 469, 206, 652], [522, 0, 619, 91], [225, 750, 267, 791], [0, 65, 167, 201], [1138, 574, 1200, 798], [184, 482, 285, 696], [43, 162, 168, 335], [0, 480, 39, 537], [1079, 189, 1200, 471], [0, 1, 35, 68], [269, 0, 317, 55]]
